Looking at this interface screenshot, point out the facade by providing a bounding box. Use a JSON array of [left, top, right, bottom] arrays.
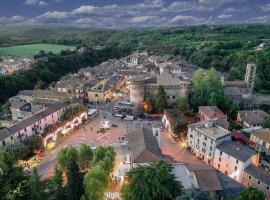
[[242, 164, 270, 198], [250, 128, 270, 155], [187, 121, 231, 165], [129, 72, 190, 109], [237, 110, 269, 128], [0, 102, 68, 147], [213, 141, 258, 182]]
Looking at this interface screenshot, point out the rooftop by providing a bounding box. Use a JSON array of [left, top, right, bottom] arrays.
[[217, 141, 256, 162], [245, 164, 270, 186], [199, 106, 227, 120], [251, 128, 270, 143], [189, 121, 231, 141], [238, 110, 269, 125], [128, 127, 162, 163], [0, 102, 68, 141]]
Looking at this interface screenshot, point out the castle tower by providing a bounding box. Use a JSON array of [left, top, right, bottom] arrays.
[[129, 76, 145, 110], [244, 63, 256, 94]]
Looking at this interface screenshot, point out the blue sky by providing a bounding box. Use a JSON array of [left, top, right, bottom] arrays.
[[0, 0, 270, 28]]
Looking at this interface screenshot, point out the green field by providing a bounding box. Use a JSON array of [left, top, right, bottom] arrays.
[[0, 43, 76, 56]]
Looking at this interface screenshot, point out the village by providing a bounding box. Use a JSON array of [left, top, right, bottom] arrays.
[[0, 52, 270, 200]]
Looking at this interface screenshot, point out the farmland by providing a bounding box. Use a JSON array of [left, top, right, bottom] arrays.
[[0, 43, 76, 56]]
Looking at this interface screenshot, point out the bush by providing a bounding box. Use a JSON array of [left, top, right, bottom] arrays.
[[4, 142, 30, 160]]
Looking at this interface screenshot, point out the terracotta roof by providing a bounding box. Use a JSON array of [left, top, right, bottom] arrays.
[[187, 164, 223, 192], [251, 128, 270, 143], [199, 106, 227, 120], [128, 127, 162, 163]]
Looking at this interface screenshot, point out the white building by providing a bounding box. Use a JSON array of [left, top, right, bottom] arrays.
[[187, 121, 231, 165], [0, 102, 68, 147], [213, 141, 258, 182]]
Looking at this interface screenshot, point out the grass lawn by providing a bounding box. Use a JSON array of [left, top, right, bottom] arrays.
[[0, 43, 77, 57]]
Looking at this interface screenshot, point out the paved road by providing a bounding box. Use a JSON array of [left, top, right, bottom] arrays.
[[37, 106, 201, 180]]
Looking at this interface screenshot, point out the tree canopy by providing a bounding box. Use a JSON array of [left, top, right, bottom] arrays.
[[233, 187, 265, 200], [121, 161, 183, 200]]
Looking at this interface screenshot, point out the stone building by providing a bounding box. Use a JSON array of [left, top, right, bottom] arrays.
[[129, 72, 191, 109]]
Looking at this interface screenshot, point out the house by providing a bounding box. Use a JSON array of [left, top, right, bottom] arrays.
[[172, 163, 244, 200], [198, 106, 229, 129], [250, 128, 270, 155], [187, 120, 231, 165], [128, 127, 162, 167], [242, 164, 270, 197], [0, 102, 68, 147], [9, 90, 33, 104], [237, 110, 269, 128], [213, 141, 259, 182], [10, 102, 32, 121]]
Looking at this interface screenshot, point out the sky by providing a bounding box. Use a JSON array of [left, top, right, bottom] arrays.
[[0, 0, 270, 28]]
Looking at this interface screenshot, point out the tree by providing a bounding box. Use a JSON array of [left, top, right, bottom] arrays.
[[28, 168, 45, 200], [51, 166, 65, 200], [174, 98, 190, 113], [66, 159, 83, 200], [263, 116, 270, 128], [155, 85, 167, 113], [178, 187, 211, 200], [57, 146, 78, 170], [0, 150, 30, 199], [78, 144, 93, 170], [22, 135, 44, 152], [190, 68, 224, 109], [93, 146, 116, 174], [234, 187, 265, 200], [84, 165, 108, 200], [121, 161, 183, 200], [4, 142, 30, 160]]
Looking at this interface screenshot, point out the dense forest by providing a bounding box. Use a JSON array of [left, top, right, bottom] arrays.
[[0, 24, 270, 105]]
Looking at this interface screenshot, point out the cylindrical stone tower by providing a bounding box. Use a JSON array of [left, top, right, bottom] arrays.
[[129, 76, 145, 110]]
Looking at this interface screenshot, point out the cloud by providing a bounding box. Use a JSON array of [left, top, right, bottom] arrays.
[[217, 14, 232, 19], [260, 3, 270, 12], [71, 5, 97, 15], [37, 11, 68, 19], [25, 0, 47, 6], [131, 16, 157, 23], [170, 15, 205, 25]]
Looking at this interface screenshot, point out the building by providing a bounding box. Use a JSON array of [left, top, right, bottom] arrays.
[[242, 164, 270, 197], [213, 141, 258, 182], [10, 102, 32, 121], [129, 72, 190, 109], [245, 63, 257, 94], [128, 127, 162, 167], [0, 102, 68, 147], [187, 121, 231, 165], [172, 163, 244, 200], [250, 128, 270, 155], [9, 90, 34, 104], [237, 110, 269, 128], [198, 106, 229, 129]]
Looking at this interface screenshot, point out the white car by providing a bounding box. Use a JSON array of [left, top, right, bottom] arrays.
[[101, 121, 111, 129]]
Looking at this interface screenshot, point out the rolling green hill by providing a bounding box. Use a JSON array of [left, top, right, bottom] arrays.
[[0, 43, 76, 56]]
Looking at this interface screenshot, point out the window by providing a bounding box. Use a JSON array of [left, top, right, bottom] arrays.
[[24, 128, 26, 132], [211, 140, 213, 144], [235, 166, 238, 171], [249, 176, 251, 179], [258, 181, 260, 184], [10, 136, 13, 140], [2, 141, 5, 146], [173, 96, 175, 99], [218, 164, 220, 169], [267, 186, 269, 190], [167, 96, 170, 99], [209, 153, 211, 157], [219, 157, 221, 162], [226, 164, 229, 167], [236, 159, 239, 164], [190, 134, 193, 138], [210, 146, 212, 151], [220, 151, 223, 156], [203, 142, 206, 147], [204, 136, 207, 141], [228, 155, 230, 159]]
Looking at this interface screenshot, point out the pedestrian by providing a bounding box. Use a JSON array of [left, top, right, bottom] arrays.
[[91, 127, 93, 131]]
